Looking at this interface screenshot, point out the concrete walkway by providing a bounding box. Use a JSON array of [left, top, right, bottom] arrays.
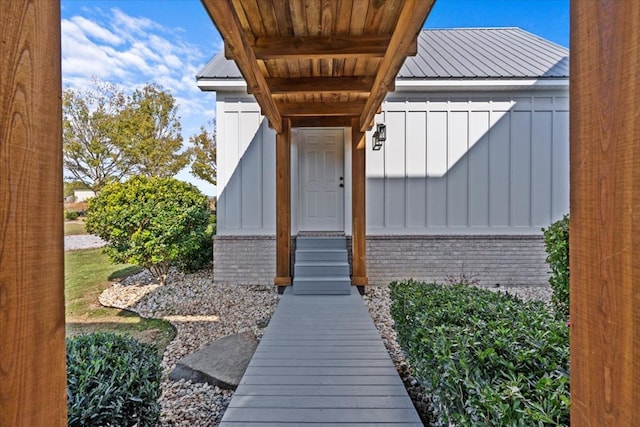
[[219, 288, 422, 426]]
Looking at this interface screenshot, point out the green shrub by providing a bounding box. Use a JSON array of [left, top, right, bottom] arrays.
[[542, 214, 570, 319], [390, 280, 570, 426], [66, 332, 162, 426], [86, 176, 212, 283], [65, 210, 80, 220]]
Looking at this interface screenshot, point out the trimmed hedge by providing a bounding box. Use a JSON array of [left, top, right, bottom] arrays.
[[66, 333, 162, 427], [390, 280, 570, 426], [542, 214, 570, 319]]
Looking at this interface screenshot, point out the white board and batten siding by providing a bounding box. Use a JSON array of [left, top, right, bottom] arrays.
[[216, 95, 276, 235], [367, 91, 569, 235], [215, 91, 569, 236]]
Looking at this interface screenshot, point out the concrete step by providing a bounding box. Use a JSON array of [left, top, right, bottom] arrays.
[[294, 262, 350, 277], [296, 237, 346, 250], [292, 277, 352, 295], [293, 236, 351, 295], [295, 248, 348, 262]]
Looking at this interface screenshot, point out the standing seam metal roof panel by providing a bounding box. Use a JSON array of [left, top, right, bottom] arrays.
[[198, 28, 569, 80]]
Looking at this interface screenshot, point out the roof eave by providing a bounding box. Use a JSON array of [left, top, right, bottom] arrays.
[[197, 78, 247, 92], [394, 77, 569, 92]]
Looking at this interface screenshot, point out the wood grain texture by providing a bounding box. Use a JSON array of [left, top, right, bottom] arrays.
[[203, 0, 282, 132], [277, 101, 365, 116], [350, 118, 367, 286], [570, 1, 640, 425], [202, 0, 430, 128], [274, 119, 291, 286], [267, 76, 373, 94], [0, 1, 67, 425], [252, 35, 391, 59]]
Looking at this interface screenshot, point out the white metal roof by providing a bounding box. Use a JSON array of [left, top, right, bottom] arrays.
[[197, 27, 569, 86], [399, 28, 568, 79]]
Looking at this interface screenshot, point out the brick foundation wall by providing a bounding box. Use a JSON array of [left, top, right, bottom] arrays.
[[213, 234, 550, 287], [213, 236, 275, 285], [366, 235, 549, 286]]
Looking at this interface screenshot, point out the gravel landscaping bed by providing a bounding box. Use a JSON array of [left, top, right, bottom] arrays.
[[99, 269, 278, 426], [100, 268, 551, 426]]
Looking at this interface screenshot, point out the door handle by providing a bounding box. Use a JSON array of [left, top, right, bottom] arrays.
[[339, 183, 344, 188]]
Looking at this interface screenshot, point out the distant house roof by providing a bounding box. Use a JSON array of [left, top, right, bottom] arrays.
[[197, 27, 569, 84]]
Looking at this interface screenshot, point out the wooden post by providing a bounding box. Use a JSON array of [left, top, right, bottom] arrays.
[[351, 118, 368, 286], [570, 1, 639, 425], [1, 1, 67, 425], [274, 118, 292, 288]]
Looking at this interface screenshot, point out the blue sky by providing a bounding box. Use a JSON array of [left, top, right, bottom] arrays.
[[60, 0, 569, 196]]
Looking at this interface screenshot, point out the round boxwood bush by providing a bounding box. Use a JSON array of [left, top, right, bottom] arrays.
[[66, 332, 162, 426], [86, 176, 212, 284]]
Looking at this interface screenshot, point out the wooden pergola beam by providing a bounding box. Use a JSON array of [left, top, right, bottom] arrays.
[[274, 118, 292, 288], [276, 102, 365, 117], [570, 1, 640, 424], [350, 118, 368, 287], [1, 1, 67, 425], [252, 35, 396, 60], [201, 0, 282, 132], [267, 76, 375, 94], [359, 0, 435, 131], [288, 116, 355, 128]]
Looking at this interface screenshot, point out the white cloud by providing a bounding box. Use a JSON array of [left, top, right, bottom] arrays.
[[70, 15, 122, 45], [61, 6, 222, 195]]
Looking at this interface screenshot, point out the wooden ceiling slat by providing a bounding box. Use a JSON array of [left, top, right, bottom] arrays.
[[257, 1, 280, 37], [272, 0, 294, 36], [363, 0, 386, 35], [252, 35, 391, 60], [231, 0, 260, 35], [306, 0, 322, 36], [335, 0, 353, 34], [359, 0, 434, 130], [320, 0, 334, 76], [350, 0, 368, 34], [268, 76, 373, 94], [290, 0, 308, 36]]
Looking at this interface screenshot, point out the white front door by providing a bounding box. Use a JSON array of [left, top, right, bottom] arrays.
[[298, 129, 344, 231]]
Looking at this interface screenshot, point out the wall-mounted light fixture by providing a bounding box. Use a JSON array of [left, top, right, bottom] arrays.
[[372, 123, 386, 151]]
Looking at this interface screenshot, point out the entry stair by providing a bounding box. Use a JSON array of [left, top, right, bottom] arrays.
[[293, 236, 351, 295]]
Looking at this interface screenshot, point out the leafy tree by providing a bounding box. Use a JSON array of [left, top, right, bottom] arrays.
[[85, 176, 212, 285], [188, 121, 217, 185], [62, 80, 129, 191], [120, 83, 190, 178]]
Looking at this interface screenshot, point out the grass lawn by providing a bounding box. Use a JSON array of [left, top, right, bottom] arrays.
[[64, 220, 87, 236], [65, 248, 175, 352]]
